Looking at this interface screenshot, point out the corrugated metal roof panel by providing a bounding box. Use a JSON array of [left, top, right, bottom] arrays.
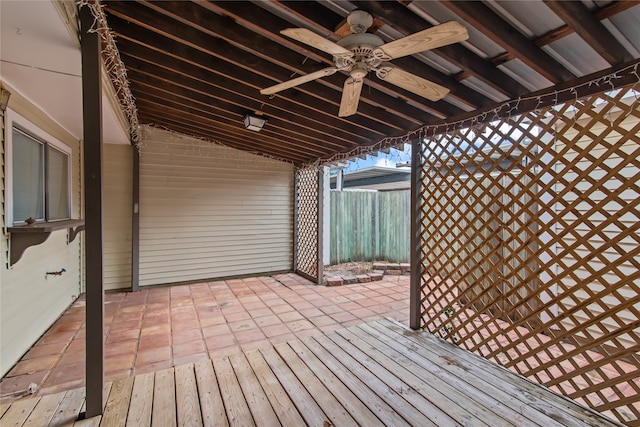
[[408, 1, 505, 59], [604, 8, 640, 57], [543, 33, 610, 77], [461, 76, 510, 103], [498, 59, 552, 92], [487, 0, 564, 37]]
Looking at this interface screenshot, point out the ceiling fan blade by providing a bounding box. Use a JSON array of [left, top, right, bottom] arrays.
[[378, 21, 468, 59], [339, 77, 363, 117], [281, 28, 352, 56], [377, 67, 449, 102], [260, 67, 340, 95]]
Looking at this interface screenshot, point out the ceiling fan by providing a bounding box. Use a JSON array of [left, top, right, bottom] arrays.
[[261, 10, 469, 117]]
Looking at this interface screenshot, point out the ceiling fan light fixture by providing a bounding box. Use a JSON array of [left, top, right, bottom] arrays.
[[347, 9, 373, 34], [243, 112, 268, 132]]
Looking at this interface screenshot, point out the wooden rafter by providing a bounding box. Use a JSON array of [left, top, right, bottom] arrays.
[[543, 0, 634, 65], [440, 0, 575, 84], [353, 0, 531, 97], [101, 0, 639, 165]]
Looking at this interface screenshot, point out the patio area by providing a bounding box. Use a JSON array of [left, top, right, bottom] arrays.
[[0, 273, 409, 400], [0, 318, 621, 426]]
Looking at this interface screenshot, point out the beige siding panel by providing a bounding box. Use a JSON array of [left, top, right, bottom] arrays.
[[138, 126, 293, 287], [555, 110, 640, 350], [103, 144, 133, 290], [1, 92, 82, 376]]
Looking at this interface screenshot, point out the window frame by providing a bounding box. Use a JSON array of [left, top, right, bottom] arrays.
[[5, 109, 72, 227]]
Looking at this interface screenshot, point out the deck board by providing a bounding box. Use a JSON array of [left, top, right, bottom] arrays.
[[151, 368, 176, 427], [213, 356, 254, 426], [228, 353, 279, 426], [125, 372, 153, 427], [298, 336, 410, 427], [0, 319, 624, 427], [367, 321, 560, 426], [259, 346, 327, 426], [244, 350, 306, 426], [288, 339, 386, 426], [193, 360, 227, 427], [311, 333, 433, 426], [101, 377, 134, 427], [175, 364, 203, 427], [275, 342, 358, 426], [48, 387, 85, 427], [376, 320, 615, 426], [23, 392, 65, 427]]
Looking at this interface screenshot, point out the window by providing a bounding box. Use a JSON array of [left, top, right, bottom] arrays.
[[6, 111, 71, 226]]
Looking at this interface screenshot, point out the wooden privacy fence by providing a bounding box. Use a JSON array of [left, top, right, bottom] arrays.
[[417, 84, 640, 425], [330, 190, 410, 264]]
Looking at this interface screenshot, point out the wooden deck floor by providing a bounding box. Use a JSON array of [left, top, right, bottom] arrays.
[[0, 319, 622, 427]]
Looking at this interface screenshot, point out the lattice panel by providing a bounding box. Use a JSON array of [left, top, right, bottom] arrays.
[[418, 84, 640, 425], [295, 166, 320, 281]]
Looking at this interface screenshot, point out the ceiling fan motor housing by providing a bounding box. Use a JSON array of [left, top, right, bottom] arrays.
[[336, 32, 385, 69]]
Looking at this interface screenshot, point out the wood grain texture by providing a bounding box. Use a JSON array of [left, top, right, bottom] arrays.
[[174, 364, 203, 427], [0, 319, 624, 427]]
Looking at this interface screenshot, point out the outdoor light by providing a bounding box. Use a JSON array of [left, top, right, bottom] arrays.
[[243, 113, 267, 132]]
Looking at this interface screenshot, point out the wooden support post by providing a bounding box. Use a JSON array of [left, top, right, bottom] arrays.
[[317, 167, 324, 284], [80, 4, 104, 418], [410, 139, 422, 330], [131, 146, 140, 291]]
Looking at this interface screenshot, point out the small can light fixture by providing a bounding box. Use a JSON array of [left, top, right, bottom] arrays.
[[243, 112, 268, 132]]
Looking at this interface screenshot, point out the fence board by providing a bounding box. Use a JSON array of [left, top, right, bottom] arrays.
[[330, 190, 410, 263]]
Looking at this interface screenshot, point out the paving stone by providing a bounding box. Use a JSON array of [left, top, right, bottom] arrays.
[[342, 275, 358, 284], [368, 272, 384, 281], [326, 277, 344, 286], [372, 262, 387, 271]]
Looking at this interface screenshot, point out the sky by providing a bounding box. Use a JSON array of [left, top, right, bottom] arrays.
[[341, 143, 412, 173]]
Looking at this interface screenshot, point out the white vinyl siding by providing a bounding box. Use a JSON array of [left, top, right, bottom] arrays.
[[103, 144, 133, 290], [1, 103, 81, 377], [138, 126, 293, 286]]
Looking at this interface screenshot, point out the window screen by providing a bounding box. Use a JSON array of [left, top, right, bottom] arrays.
[[47, 146, 70, 220], [12, 129, 44, 223]]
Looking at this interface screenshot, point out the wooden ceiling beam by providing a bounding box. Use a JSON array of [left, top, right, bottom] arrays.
[[126, 70, 350, 156], [440, 0, 575, 84], [105, 17, 387, 146], [249, 0, 486, 111], [351, 0, 530, 97], [428, 58, 640, 135], [202, 0, 450, 115], [119, 47, 368, 153], [105, 2, 429, 132], [536, 1, 640, 48], [128, 1, 439, 128], [543, 0, 634, 65], [137, 111, 308, 164], [135, 100, 317, 161]]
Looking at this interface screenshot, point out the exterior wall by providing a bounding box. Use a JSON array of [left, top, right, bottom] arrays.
[[103, 143, 133, 290], [138, 126, 293, 286], [1, 88, 82, 376]]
